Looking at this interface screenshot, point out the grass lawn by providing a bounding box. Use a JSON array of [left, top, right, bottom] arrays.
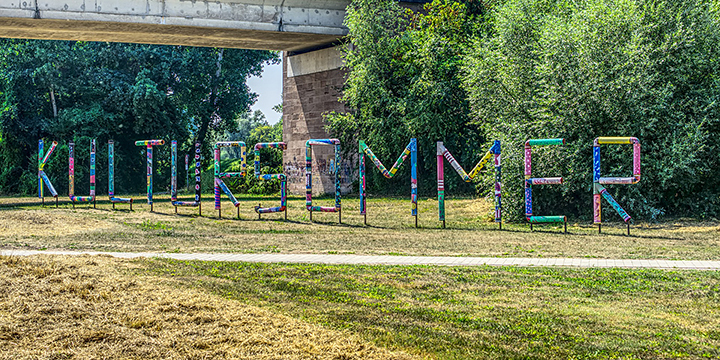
[[2, 254, 718, 359], [145, 258, 720, 359], [0, 194, 718, 259]]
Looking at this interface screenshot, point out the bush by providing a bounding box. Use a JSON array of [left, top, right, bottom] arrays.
[[462, 0, 720, 220]]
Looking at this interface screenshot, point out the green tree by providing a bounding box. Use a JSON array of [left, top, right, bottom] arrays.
[[462, 0, 720, 220], [326, 0, 491, 196], [0, 39, 278, 195]]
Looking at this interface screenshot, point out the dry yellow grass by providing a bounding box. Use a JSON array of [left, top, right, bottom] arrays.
[[0, 255, 416, 360], [1, 195, 719, 259], [0, 210, 114, 237]]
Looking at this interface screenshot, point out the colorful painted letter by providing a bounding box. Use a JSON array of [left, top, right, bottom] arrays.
[[305, 139, 341, 221], [108, 140, 133, 205], [593, 137, 641, 224], [436, 141, 502, 226], [38, 139, 59, 199], [214, 141, 247, 212], [135, 140, 165, 208], [359, 139, 417, 224], [254, 142, 288, 216], [185, 154, 190, 190], [68, 139, 96, 204], [524, 138, 566, 224], [172, 140, 201, 209]]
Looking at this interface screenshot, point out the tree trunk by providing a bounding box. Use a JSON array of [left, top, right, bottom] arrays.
[[50, 86, 57, 118]]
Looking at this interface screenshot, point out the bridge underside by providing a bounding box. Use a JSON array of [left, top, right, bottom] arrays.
[[0, 17, 340, 51]]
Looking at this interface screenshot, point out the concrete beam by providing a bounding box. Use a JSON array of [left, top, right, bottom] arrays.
[[0, 0, 351, 51]]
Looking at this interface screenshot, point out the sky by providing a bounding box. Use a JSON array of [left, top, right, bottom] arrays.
[[246, 58, 283, 125]]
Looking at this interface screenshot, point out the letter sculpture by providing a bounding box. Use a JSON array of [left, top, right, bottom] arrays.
[[593, 137, 641, 235], [525, 138, 566, 232], [38, 139, 59, 207], [68, 139, 96, 208], [254, 142, 288, 219], [305, 139, 341, 223], [185, 154, 190, 190], [108, 140, 133, 210], [172, 140, 202, 215], [214, 141, 247, 219], [359, 139, 418, 226], [436, 141, 502, 228], [135, 140, 165, 212]]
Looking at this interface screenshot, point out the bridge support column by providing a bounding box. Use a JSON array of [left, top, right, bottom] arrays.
[[283, 47, 351, 195]]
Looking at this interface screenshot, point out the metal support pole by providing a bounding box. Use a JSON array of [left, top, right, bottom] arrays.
[[498, 222, 502, 230], [93, 199, 96, 209], [55, 197, 58, 208], [415, 215, 418, 228], [564, 221, 567, 234], [364, 212, 367, 226], [237, 206, 240, 220], [530, 223, 533, 231], [218, 208, 221, 219], [199, 202, 202, 216], [442, 220, 445, 229], [284, 207, 287, 220], [339, 208, 341, 224], [627, 222, 630, 236], [130, 200, 133, 211], [150, 203, 153, 212], [310, 209, 312, 222], [42, 197, 44, 206], [598, 224, 601, 234], [258, 204, 261, 220], [175, 206, 177, 214], [112, 202, 115, 210]]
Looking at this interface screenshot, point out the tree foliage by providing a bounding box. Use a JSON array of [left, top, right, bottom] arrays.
[[463, 0, 720, 220], [0, 39, 278, 196], [326, 0, 490, 196], [331, 0, 720, 220]]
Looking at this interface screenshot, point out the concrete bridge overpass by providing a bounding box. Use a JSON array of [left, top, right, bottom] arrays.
[[0, 0, 427, 194]]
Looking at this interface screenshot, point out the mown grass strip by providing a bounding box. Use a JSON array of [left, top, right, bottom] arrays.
[[145, 259, 720, 359]]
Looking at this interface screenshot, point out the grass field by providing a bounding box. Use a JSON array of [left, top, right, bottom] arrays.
[[0, 255, 412, 359], [1, 254, 718, 359], [1, 195, 719, 359], [1, 194, 719, 259]]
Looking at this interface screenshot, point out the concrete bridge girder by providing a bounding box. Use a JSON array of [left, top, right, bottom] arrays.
[[0, 0, 351, 51]]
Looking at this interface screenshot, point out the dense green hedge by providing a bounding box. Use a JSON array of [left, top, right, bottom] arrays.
[[329, 0, 720, 220], [463, 0, 720, 220]]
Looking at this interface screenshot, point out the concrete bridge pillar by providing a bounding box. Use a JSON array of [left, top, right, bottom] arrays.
[[282, 46, 351, 195]]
